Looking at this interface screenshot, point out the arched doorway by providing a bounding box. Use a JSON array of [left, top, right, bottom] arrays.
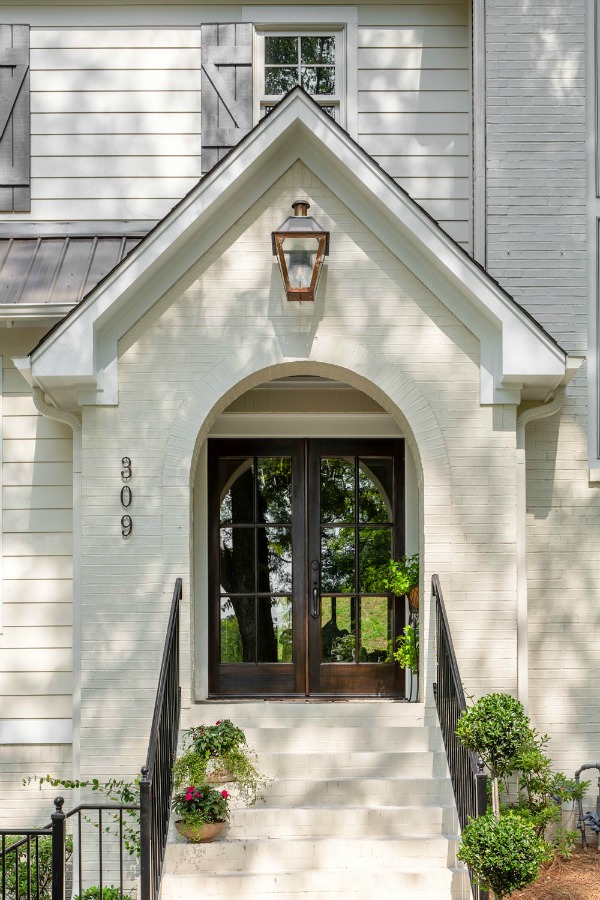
[[193, 375, 420, 699]]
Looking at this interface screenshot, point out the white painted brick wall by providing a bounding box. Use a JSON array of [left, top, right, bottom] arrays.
[[0, 744, 72, 827], [76, 161, 519, 782], [485, 0, 587, 355]]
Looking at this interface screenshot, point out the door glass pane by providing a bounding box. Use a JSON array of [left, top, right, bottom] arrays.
[[359, 458, 393, 523], [257, 457, 292, 523], [321, 527, 355, 592], [321, 457, 355, 523], [321, 596, 356, 662], [359, 527, 392, 593], [257, 596, 293, 662], [258, 526, 293, 593], [220, 527, 254, 594], [219, 459, 253, 524], [220, 597, 255, 663], [359, 596, 392, 663]]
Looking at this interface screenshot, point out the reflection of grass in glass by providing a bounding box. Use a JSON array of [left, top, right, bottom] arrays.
[[360, 597, 389, 653], [275, 599, 293, 662], [221, 614, 243, 663]]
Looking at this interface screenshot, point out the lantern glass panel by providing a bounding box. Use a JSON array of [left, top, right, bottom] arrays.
[[283, 237, 320, 289]]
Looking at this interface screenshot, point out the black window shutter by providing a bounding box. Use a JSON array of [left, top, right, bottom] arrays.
[[0, 24, 29, 212], [201, 23, 253, 175]]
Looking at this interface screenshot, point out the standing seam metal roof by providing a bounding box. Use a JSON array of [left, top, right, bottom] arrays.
[[0, 236, 143, 305]]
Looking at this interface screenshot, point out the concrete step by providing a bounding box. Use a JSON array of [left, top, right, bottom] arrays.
[[167, 703, 461, 899], [182, 701, 431, 729], [225, 803, 459, 838], [255, 749, 447, 778], [165, 834, 458, 873], [259, 775, 455, 807], [181, 725, 444, 753], [160, 866, 467, 899]]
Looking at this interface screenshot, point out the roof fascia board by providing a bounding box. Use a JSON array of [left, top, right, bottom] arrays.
[[29, 90, 566, 406], [290, 117, 566, 389]]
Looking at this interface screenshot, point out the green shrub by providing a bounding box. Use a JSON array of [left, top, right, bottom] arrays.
[[458, 810, 552, 899], [74, 887, 133, 900], [0, 835, 73, 900], [393, 621, 418, 671]]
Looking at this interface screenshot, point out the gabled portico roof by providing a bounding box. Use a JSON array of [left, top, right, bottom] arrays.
[[16, 87, 573, 408]]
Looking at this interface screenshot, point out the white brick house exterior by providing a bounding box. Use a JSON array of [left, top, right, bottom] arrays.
[[0, 0, 596, 846]]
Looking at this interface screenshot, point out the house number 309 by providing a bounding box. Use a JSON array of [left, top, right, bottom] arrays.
[[120, 457, 133, 537]]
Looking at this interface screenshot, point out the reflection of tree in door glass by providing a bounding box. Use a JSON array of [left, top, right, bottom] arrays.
[[219, 457, 293, 664]]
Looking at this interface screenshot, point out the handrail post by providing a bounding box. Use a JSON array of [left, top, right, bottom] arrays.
[[139, 767, 151, 900], [51, 797, 66, 900]]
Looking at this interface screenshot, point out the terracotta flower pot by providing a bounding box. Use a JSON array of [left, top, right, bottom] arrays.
[[407, 585, 419, 613], [205, 762, 236, 784], [175, 820, 227, 843]]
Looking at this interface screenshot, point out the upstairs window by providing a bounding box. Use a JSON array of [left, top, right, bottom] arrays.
[[256, 31, 344, 123]]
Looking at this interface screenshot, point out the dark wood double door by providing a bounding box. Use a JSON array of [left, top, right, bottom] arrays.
[[208, 439, 406, 697]]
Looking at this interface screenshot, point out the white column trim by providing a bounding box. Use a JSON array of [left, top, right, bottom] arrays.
[[472, 0, 487, 266], [31, 388, 81, 768], [515, 388, 566, 713]]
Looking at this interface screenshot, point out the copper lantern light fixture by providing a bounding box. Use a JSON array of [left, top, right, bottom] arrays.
[[272, 200, 330, 302]]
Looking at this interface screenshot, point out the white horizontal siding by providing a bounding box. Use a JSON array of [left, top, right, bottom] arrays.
[[0, 337, 73, 735], [4, 28, 202, 223], [357, 5, 471, 250]]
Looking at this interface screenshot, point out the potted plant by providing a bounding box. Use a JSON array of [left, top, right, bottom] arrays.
[[387, 553, 419, 614], [172, 784, 230, 843], [386, 554, 419, 700], [173, 719, 267, 806]]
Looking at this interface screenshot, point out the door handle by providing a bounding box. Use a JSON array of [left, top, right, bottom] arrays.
[[310, 560, 320, 619]]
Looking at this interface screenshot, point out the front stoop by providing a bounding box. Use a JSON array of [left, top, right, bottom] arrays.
[[161, 702, 470, 900]]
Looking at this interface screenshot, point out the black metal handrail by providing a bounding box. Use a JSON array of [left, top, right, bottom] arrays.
[[432, 574, 488, 900], [140, 577, 182, 900]]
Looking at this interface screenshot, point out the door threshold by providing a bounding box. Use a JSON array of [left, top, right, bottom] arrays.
[[201, 696, 408, 703]]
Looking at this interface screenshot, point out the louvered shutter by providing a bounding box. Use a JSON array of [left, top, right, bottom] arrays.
[[201, 23, 253, 175], [0, 25, 29, 212]]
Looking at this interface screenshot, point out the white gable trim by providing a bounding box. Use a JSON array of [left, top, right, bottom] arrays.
[[22, 89, 567, 407]]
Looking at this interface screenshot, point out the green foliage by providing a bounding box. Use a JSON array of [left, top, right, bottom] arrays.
[[551, 827, 579, 860], [393, 621, 419, 671], [178, 722, 269, 806], [499, 728, 588, 852], [74, 887, 133, 900], [458, 810, 552, 899], [386, 554, 419, 596], [456, 693, 588, 894], [456, 693, 531, 780], [360, 553, 419, 596], [172, 784, 230, 826], [0, 834, 73, 900], [185, 720, 246, 759], [24, 775, 140, 858]]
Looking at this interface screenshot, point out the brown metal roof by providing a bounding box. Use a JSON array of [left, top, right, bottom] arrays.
[[0, 236, 143, 305]]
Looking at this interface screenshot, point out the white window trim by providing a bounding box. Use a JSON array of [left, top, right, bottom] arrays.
[[247, 6, 358, 139], [255, 28, 345, 126]]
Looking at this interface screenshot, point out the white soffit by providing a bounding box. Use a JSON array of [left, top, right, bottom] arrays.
[[24, 88, 567, 407]]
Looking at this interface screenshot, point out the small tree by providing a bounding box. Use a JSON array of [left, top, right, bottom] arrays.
[[458, 811, 552, 899], [455, 693, 531, 818]]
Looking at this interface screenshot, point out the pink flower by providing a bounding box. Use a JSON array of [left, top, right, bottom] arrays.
[[221, 790, 229, 799], [194, 791, 201, 798], [185, 793, 193, 801], [216, 720, 221, 726]]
